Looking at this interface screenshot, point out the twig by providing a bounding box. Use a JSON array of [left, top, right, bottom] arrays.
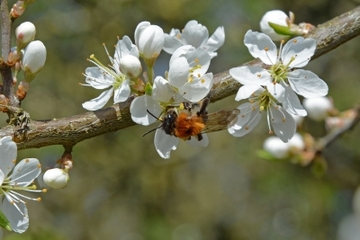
[[2, 6, 360, 150]]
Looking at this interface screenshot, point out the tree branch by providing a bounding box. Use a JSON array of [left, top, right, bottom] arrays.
[[2, 6, 360, 150]]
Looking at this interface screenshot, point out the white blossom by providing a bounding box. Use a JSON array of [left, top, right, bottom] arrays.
[[228, 85, 296, 142], [0, 136, 43, 233], [163, 20, 225, 58], [82, 36, 140, 111], [230, 30, 328, 117]]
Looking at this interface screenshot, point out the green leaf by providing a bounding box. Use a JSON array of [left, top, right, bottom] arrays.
[[0, 209, 12, 231], [268, 22, 293, 36]]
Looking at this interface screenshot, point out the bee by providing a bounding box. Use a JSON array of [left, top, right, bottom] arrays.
[[144, 98, 240, 141]]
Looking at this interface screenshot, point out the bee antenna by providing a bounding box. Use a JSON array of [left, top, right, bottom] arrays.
[[146, 109, 162, 121], [142, 125, 162, 137], [142, 110, 163, 137]]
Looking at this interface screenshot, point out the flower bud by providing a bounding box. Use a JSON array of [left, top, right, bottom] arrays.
[[135, 21, 164, 61], [260, 10, 291, 41], [15, 21, 36, 50], [303, 97, 333, 121], [263, 133, 304, 159], [43, 168, 69, 189], [21, 40, 46, 82], [119, 55, 142, 78]]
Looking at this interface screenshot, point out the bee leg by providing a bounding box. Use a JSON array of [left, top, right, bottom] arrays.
[[197, 98, 210, 116], [196, 133, 203, 141]]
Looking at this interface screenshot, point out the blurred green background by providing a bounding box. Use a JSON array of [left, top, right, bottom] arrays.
[[2, 0, 360, 239]]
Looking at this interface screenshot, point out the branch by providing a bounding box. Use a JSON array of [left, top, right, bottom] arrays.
[[2, 6, 360, 150]]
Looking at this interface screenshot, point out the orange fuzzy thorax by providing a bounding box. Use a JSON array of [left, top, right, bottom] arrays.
[[174, 112, 205, 140]]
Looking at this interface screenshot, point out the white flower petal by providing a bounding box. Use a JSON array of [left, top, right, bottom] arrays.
[[170, 45, 193, 64], [281, 37, 316, 68], [244, 30, 277, 65], [0, 200, 29, 233], [154, 128, 178, 159], [235, 84, 263, 101], [181, 20, 208, 48], [84, 67, 113, 89], [114, 35, 139, 61], [185, 48, 211, 76], [113, 79, 131, 103], [269, 83, 307, 116], [168, 57, 190, 88], [206, 26, 225, 53], [134, 21, 150, 47], [9, 158, 41, 187], [230, 66, 271, 86], [0, 136, 17, 177], [229, 103, 262, 137], [163, 29, 183, 54], [288, 70, 328, 98], [152, 76, 174, 103], [270, 106, 296, 142], [130, 95, 162, 126], [180, 73, 213, 102], [82, 88, 113, 111]]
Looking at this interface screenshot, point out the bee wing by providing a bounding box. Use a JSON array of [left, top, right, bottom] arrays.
[[202, 109, 240, 133]]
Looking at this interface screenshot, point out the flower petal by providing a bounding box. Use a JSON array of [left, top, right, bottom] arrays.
[[0, 136, 17, 177], [130, 95, 162, 126], [288, 70, 328, 98], [168, 57, 190, 88], [268, 83, 307, 116], [180, 73, 213, 102], [114, 35, 139, 61], [152, 76, 174, 103], [281, 37, 316, 68], [228, 103, 262, 137], [0, 200, 29, 233], [206, 26, 225, 53], [113, 79, 131, 103], [181, 20, 208, 48], [163, 29, 183, 54], [235, 84, 263, 101], [83, 67, 113, 89], [230, 66, 271, 86], [244, 30, 277, 65], [82, 88, 113, 111], [9, 158, 41, 187], [154, 128, 178, 159], [270, 106, 296, 142]]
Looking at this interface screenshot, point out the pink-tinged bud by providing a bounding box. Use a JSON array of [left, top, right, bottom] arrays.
[[135, 21, 164, 61], [16, 21, 36, 49], [43, 168, 70, 189], [119, 55, 142, 78], [7, 47, 20, 66], [16, 81, 30, 101], [10, 1, 25, 18], [21, 40, 47, 82]]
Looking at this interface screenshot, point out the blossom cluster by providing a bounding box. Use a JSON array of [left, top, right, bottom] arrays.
[[81, 12, 329, 159], [82, 20, 225, 158], [228, 30, 328, 142]]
